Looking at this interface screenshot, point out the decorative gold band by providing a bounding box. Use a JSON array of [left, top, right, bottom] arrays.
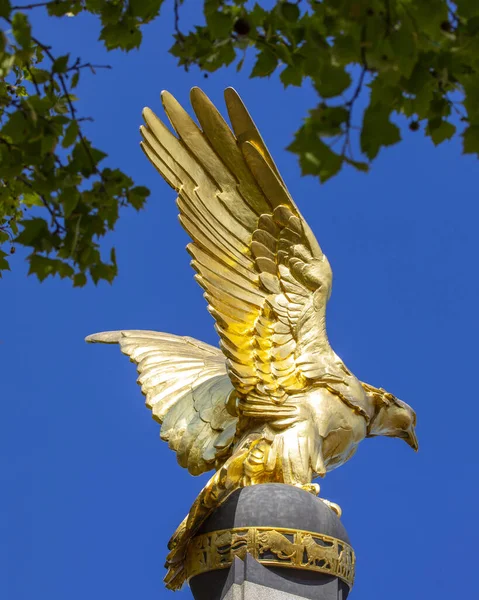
[[185, 526, 356, 587]]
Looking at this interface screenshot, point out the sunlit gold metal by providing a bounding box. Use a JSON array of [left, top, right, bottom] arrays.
[[185, 525, 355, 587], [86, 87, 418, 590]]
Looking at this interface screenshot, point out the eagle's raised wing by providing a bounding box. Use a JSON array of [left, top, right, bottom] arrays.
[[86, 331, 237, 475], [141, 88, 336, 422]]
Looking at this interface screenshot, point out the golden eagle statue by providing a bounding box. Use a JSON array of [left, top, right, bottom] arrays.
[[86, 87, 418, 591]]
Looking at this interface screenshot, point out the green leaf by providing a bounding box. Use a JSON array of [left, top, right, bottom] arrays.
[[402, 60, 432, 95], [47, 0, 76, 17], [427, 120, 456, 145], [280, 65, 303, 87], [309, 105, 349, 136], [28, 255, 66, 281], [99, 1, 123, 24], [361, 105, 401, 160], [28, 68, 50, 84], [71, 71, 80, 88], [22, 192, 43, 207], [89, 259, 117, 284], [250, 48, 278, 78], [128, 0, 164, 20], [12, 12, 31, 49], [455, 0, 479, 19], [73, 272, 87, 287], [72, 141, 107, 176], [53, 54, 70, 73], [128, 185, 150, 210], [60, 187, 80, 217], [0, 0, 11, 19], [429, 94, 450, 119], [462, 76, 479, 123], [389, 22, 418, 79], [205, 10, 232, 38], [304, 144, 343, 182], [0, 249, 10, 272], [57, 262, 75, 279], [344, 157, 369, 172], [288, 126, 344, 182], [62, 120, 79, 148], [100, 21, 142, 51], [15, 218, 49, 247], [313, 65, 351, 98], [1, 110, 28, 143], [203, 40, 235, 71], [463, 125, 479, 157], [333, 35, 359, 64], [280, 2, 300, 23], [408, 84, 435, 119], [249, 3, 268, 27], [408, 0, 448, 36], [41, 135, 56, 154]]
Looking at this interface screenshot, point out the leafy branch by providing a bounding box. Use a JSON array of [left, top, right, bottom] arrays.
[[0, 3, 153, 284], [4, 14, 99, 174], [2, 0, 479, 284]]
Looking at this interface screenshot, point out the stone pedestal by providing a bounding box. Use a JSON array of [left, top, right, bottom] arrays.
[[188, 484, 354, 600]]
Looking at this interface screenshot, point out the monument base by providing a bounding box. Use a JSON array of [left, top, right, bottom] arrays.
[[188, 484, 353, 600]]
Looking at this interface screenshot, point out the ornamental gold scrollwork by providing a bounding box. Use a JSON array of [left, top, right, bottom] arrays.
[[185, 526, 356, 588]]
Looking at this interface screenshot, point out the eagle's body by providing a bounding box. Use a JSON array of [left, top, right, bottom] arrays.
[[239, 385, 368, 478], [231, 370, 372, 482], [87, 88, 417, 591]]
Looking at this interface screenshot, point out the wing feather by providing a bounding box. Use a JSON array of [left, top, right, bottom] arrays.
[[141, 88, 335, 419], [190, 87, 272, 215], [224, 87, 286, 186], [86, 331, 237, 475]]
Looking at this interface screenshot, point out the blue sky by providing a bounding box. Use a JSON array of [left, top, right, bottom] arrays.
[[2, 3, 479, 599]]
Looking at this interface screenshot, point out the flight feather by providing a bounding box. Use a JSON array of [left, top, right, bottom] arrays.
[[140, 87, 334, 418], [86, 331, 236, 475]]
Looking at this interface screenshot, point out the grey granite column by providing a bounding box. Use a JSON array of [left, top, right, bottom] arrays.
[[219, 555, 348, 600]]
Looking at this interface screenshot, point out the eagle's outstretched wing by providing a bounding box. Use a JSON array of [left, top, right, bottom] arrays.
[[141, 88, 337, 422], [86, 331, 237, 475]]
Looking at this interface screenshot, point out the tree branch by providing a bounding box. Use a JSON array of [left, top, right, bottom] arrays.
[[18, 175, 66, 233], [11, 1, 53, 9], [341, 25, 369, 159], [66, 57, 112, 74], [4, 15, 102, 178], [174, 0, 184, 42], [32, 44, 99, 175], [173, 0, 189, 71]]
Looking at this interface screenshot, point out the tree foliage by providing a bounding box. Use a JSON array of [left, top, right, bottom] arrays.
[[1, 0, 478, 284]]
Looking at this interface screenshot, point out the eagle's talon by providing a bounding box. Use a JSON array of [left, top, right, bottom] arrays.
[[294, 484, 342, 517], [321, 499, 342, 517], [297, 483, 320, 495]]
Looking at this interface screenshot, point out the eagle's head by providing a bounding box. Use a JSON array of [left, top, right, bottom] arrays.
[[366, 388, 418, 451]]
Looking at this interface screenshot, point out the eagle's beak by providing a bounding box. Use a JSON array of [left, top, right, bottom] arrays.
[[405, 428, 419, 452]]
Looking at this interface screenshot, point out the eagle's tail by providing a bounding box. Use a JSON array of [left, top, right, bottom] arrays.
[[164, 437, 273, 590]]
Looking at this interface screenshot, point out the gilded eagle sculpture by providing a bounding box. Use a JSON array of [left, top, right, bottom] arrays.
[[86, 87, 418, 591]]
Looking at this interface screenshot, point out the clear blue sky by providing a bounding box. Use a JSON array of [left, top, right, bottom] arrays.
[[2, 3, 479, 599]]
